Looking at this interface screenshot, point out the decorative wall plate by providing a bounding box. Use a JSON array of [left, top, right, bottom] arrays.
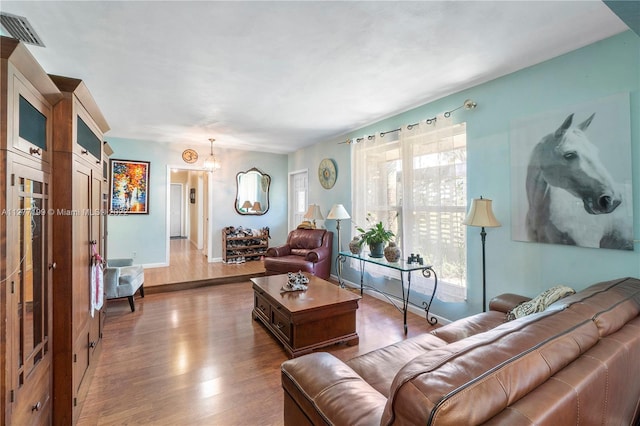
[[318, 158, 337, 189], [182, 148, 198, 164]]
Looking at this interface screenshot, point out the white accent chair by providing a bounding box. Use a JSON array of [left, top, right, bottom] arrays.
[[104, 258, 145, 312]]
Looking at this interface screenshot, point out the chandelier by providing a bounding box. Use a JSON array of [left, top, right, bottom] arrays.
[[204, 138, 220, 171]]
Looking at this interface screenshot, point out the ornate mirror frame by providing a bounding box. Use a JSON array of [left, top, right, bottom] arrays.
[[235, 167, 270, 215]]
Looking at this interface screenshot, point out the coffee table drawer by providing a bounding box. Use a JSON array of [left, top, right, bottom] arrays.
[[271, 307, 291, 343], [254, 292, 271, 321]]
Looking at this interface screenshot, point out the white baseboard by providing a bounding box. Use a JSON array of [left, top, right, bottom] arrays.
[[142, 262, 169, 269], [331, 274, 450, 325]]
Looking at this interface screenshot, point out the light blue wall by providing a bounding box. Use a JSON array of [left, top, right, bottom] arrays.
[[291, 31, 640, 321], [106, 137, 288, 265]]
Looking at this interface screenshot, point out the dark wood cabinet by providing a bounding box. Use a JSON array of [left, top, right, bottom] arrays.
[[1, 36, 61, 426], [2, 35, 110, 426], [50, 74, 110, 425]]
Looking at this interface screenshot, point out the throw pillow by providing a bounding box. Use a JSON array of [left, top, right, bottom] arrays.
[[507, 285, 575, 321]]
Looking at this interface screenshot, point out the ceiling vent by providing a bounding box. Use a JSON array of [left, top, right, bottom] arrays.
[[0, 12, 45, 47]]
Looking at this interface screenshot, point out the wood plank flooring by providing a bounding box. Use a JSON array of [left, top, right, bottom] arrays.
[[78, 240, 437, 425], [143, 238, 266, 291]]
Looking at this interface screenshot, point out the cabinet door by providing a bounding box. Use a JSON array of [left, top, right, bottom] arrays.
[[73, 100, 102, 167], [71, 160, 93, 402], [89, 170, 103, 351], [8, 161, 52, 424], [10, 73, 53, 164]]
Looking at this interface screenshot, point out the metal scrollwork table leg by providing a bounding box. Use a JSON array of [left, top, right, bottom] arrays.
[[421, 267, 438, 325]]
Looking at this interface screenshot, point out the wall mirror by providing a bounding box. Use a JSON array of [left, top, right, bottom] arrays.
[[235, 167, 270, 215]]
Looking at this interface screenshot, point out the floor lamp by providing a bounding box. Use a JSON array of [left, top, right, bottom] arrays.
[[464, 196, 501, 312], [327, 204, 350, 252], [327, 204, 351, 276]]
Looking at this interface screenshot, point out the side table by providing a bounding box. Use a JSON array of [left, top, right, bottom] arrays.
[[336, 251, 438, 334]]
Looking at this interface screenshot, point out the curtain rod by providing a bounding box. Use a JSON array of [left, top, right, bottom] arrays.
[[340, 99, 477, 145]]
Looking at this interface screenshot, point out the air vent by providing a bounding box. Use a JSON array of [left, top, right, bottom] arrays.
[[0, 12, 45, 47]]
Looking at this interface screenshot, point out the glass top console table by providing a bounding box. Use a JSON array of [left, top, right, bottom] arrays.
[[336, 251, 438, 334]]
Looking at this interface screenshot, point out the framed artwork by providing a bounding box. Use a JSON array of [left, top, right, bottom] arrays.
[[109, 159, 150, 214], [510, 93, 633, 251]]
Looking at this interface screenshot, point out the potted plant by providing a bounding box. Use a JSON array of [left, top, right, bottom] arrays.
[[356, 214, 396, 258]]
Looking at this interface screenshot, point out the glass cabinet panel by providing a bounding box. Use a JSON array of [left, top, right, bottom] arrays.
[[77, 116, 102, 159], [18, 95, 47, 150], [17, 177, 48, 379]]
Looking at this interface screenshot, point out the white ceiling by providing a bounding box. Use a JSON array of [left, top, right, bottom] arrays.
[[1, 1, 628, 154]]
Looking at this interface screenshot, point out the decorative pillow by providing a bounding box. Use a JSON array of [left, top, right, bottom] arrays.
[[507, 285, 575, 321]]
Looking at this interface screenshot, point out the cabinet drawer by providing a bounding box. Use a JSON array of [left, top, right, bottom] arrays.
[[271, 307, 291, 343], [254, 292, 270, 321], [12, 356, 51, 426]]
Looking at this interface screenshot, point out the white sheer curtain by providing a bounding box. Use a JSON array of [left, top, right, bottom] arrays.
[[351, 115, 467, 302]]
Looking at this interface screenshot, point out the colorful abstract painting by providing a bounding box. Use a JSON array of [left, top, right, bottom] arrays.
[[109, 159, 150, 214]]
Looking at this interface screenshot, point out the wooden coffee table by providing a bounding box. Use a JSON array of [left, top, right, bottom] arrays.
[[251, 273, 361, 358]]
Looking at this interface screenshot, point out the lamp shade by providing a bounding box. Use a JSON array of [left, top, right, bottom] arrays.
[[304, 204, 324, 221], [327, 204, 350, 220], [252, 201, 262, 212], [241, 200, 252, 210], [463, 197, 501, 228]]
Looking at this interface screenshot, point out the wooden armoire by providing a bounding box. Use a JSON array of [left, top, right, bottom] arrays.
[[1, 36, 110, 425], [1, 36, 61, 426], [49, 73, 110, 425]]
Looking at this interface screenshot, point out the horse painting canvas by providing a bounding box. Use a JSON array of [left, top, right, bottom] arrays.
[[511, 95, 633, 251]]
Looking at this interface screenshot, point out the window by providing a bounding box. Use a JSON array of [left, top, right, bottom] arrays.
[[352, 116, 467, 302]]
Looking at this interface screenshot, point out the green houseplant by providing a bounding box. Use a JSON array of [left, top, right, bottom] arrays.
[[356, 214, 396, 258]]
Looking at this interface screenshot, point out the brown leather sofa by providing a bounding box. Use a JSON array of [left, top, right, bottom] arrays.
[[281, 277, 640, 425], [264, 229, 333, 280]]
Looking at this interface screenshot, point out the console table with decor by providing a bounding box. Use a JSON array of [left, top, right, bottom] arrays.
[[336, 251, 438, 334]]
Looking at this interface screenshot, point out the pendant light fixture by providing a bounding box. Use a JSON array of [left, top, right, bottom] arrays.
[[204, 138, 220, 171]]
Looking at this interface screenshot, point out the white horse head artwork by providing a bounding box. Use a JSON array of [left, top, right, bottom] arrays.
[[525, 113, 633, 250]]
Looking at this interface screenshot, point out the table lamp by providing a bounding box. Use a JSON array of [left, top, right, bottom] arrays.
[[303, 204, 324, 228]]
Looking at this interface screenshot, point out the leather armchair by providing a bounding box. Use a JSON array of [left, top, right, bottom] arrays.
[[264, 229, 333, 279], [104, 258, 145, 311]]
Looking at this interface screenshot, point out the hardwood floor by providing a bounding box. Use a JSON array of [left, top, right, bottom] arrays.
[[78, 240, 437, 425], [143, 238, 266, 291]]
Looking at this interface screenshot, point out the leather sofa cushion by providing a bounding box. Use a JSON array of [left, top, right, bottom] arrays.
[[381, 308, 600, 425], [346, 333, 447, 397], [484, 315, 640, 425], [262, 256, 315, 275], [282, 352, 386, 426], [290, 248, 311, 257], [430, 310, 508, 344], [289, 229, 326, 249], [554, 277, 640, 337]]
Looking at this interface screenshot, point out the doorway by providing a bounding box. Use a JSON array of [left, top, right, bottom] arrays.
[[289, 170, 308, 231], [169, 183, 184, 238], [166, 167, 210, 266]]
